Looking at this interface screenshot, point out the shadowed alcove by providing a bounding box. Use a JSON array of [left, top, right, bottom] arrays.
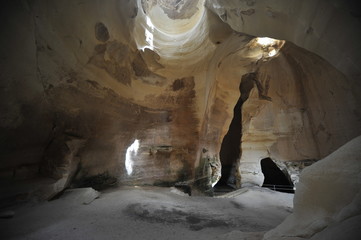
[[261, 158, 294, 193], [215, 73, 256, 193]]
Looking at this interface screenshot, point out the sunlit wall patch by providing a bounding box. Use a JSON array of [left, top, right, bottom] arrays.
[[125, 139, 140, 175], [256, 37, 276, 46], [143, 16, 155, 51], [254, 37, 285, 59], [146, 16, 155, 31], [268, 49, 277, 57], [145, 28, 154, 50], [133, 0, 208, 63]]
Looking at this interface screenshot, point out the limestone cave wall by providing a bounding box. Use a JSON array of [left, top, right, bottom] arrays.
[[1, 0, 360, 192]]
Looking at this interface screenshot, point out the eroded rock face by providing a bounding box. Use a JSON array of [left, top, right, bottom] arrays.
[[263, 136, 361, 240], [142, 0, 201, 20], [0, 0, 201, 188], [0, 0, 360, 191], [236, 42, 361, 186]]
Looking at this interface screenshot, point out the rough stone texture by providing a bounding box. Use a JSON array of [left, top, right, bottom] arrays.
[[263, 136, 361, 240], [237, 42, 360, 186], [205, 0, 361, 187], [143, 0, 201, 20], [206, 0, 361, 86], [0, 0, 201, 188], [0, 0, 360, 192], [281, 159, 317, 185]]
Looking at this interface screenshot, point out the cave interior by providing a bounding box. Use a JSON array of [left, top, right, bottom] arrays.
[[1, 0, 361, 239]]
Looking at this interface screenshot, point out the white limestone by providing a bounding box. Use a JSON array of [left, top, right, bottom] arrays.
[[263, 136, 361, 239]]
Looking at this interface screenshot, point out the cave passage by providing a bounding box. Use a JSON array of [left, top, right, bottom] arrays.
[[261, 158, 294, 193], [215, 73, 256, 191]]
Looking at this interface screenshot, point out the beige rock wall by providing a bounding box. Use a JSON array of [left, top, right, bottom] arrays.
[[238, 42, 360, 186], [206, 0, 361, 85], [0, 0, 203, 187], [205, 0, 361, 186], [0, 0, 360, 190], [264, 136, 361, 240]]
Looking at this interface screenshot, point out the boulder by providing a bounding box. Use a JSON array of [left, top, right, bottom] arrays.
[[263, 136, 361, 240]]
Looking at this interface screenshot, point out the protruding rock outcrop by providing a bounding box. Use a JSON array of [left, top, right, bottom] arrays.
[[264, 136, 361, 240]]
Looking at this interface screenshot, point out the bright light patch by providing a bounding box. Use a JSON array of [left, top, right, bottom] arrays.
[[144, 16, 154, 50], [145, 29, 154, 50], [146, 16, 155, 31], [125, 139, 140, 175], [254, 37, 285, 59], [268, 49, 277, 57], [256, 37, 276, 46]]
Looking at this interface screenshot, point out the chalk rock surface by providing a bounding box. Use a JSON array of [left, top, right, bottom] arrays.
[[264, 136, 361, 240]]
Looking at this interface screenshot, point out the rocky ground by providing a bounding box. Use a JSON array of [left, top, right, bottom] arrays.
[[0, 186, 293, 240]]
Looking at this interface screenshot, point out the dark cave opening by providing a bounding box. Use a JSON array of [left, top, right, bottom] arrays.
[[215, 98, 242, 191], [261, 157, 294, 193], [214, 73, 256, 192]]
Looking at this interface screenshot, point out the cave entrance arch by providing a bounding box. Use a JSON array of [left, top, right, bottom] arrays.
[[261, 158, 294, 193]]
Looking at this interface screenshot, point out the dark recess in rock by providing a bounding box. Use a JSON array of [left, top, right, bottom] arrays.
[[130, 7, 138, 18], [306, 27, 313, 34], [216, 72, 255, 188], [261, 158, 294, 193], [172, 78, 185, 91], [132, 51, 152, 77], [95, 22, 110, 42]]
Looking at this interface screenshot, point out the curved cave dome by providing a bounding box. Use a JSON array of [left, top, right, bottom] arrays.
[[1, 0, 361, 239], [142, 0, 204, 33], [133, 0, 215, 67]]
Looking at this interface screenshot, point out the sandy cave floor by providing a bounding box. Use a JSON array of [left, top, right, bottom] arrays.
[[0, 186, 293, 240]]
